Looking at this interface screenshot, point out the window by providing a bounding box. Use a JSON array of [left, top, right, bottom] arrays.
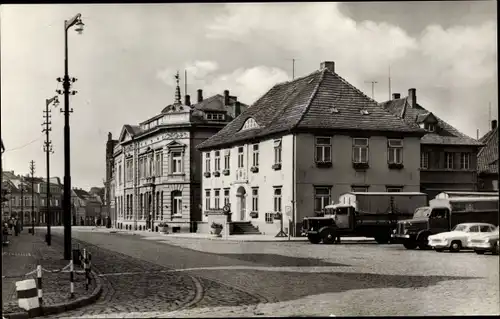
[[352, 138, 369, 163], [215, 151, 221, 171], [118, 164, 122, 184], [460, 153, 470, 170], [274, 140, 282, 164], [41, 198, 45, 206], [224, 188, 230, 206], [206, 113, 225, 121], [160, 191, 164, 220], [252, 188, 259, 212], [386, 186, 403, 192], [424, 123, 436, 132], [351, 186, 368, 192], [265, 212, 274, 224], [388, 139, 403, 164], [156, 152, 163, 176], [140, 194, 144, 219], [479, 225, 492, 232], [468, 225, 480, 233], [214, 189, 220, 209], [420, 152, 429, 169], [149, 154, 154, 177], [314, 187, 331, 213], [315, 137, 332, 162], [172, 190, 182, 216], [241, 118, 260, 131], [237, 147, 244, 168], [273, 187, 282, 213], [252, 144, 259, 167], [172, 152, 182, 173], [205, 152, 211, 172], [445, 152, 454, 169], [224, 150, 230, 170], [205, 190, 211, 210]]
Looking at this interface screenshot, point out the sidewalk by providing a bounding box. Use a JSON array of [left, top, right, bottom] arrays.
[[1, 230, 98, 315], [60, 226, 375, 242]]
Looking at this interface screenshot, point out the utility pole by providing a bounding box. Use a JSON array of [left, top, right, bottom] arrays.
[[29, 160, 35, 235], [43, 96, 59, 245], [20, 178, 25, 231], [365, 81, 378, 100]]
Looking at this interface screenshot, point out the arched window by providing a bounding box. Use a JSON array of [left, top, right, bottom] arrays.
[[155, 191, 160, 220], [171, 190, 182, 218], [239, 117, 260, 131], [160, 191, 164, 221]]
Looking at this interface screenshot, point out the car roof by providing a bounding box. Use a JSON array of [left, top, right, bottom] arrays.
[[457, 222, 496, 227]]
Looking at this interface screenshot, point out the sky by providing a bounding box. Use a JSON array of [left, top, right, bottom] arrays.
[[1, 2, 497, 189]]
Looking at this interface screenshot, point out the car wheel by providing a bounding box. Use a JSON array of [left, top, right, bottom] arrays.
[[449, 240, 462, 252], [403, 241, 418, 250], [320, 229, 335, 245], [435, 248, 444, 252], [493, 241, 499, 256], [475, 250, 485, 255]]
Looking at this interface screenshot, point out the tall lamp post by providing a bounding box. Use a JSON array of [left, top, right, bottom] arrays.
[[29, 161, 36, 235], [56, 13, 84, 260]]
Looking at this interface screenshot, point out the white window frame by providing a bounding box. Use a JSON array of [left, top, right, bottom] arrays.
[[445, 152, 454, 169], [205, 190, 211, 210], [386, 186, 403, 192], [252, 144, 259, 167], [237, 147, 244, 168], [172, 151, 183, 174], [315, 137, 332, 163], [420, 152, 429, 169], [214, 189, 221, 209], [273, 187, 282, 213], [314, 187, 331, 213], [224, 188, 230, 205], [173, 193, 182, 217], [388, 139, 403, 164], [274, 139, 282, 165], [352, 138, 369, 163], [265, 212, 274, 224], [215, 151, 221, 172], [460, 152, 470, 170], [224, 150, 230, 170], [252, 188, 259, 212], [205, 152, 211, 172], [425, 123, 436, 132]]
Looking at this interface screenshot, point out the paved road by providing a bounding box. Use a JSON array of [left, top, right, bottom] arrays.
[[47, 228, 499, 317]]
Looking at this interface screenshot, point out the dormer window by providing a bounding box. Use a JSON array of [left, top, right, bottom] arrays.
[[240, 117, 260, 131], [424, 123, 436, 132], [206, 112, 225, 121]]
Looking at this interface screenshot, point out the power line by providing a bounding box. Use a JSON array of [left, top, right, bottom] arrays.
[[4, 136, 44, 153]]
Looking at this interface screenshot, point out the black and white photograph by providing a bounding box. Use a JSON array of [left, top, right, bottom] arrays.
[[1, 1, 498, 317]]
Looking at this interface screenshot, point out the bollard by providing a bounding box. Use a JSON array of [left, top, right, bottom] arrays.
[[69, 260, 75, 299], [86, 252, 92, 289], [83, 249, 89, 291], [16, 279, 41, 317], [36, 265, 42, 306]]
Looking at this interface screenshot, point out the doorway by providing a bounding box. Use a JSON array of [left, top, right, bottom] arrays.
[[236, 186, 246, 221]]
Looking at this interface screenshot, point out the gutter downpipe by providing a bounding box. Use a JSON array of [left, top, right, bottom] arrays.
[[291, 132, 296, 238]]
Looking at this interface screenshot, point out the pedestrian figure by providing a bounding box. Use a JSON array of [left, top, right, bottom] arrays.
[[8, 218, 13, 231], [80, 217, 84, 226], [14, 218, 20, 236], [94, 217, 98, 227], [3, 222, 9, 245]]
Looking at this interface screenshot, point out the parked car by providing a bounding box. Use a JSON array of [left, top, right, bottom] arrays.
[[428, 222, 497, 252], [468, 227, 499, 255]]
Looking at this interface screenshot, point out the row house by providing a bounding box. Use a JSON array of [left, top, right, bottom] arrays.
[[197, 61, 426, 236], [380, 89, 484, 199], [72, 188, 104, 225], [477, 120, 498, 191], [38, 177, 64, 226], [112, 73, 248, 233]]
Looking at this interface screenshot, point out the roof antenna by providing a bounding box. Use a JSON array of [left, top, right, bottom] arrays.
[[286, 58, 299, 80], [184, 69, 187, 98], [388, 64, 392, 100], [488, 102, 491, 127], [364, 81, 378, 100]]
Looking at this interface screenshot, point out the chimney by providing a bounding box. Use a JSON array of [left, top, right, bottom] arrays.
[[224, 90, 230, 106], [320, 61, 335, 73], [492, 120, 497, 130], [107, 132, 112, 141], [184, 94, 191, 106], [408, 88, 416, 108], [234, 101, 242, 117], [197, 89, 203, 103], [392, 93, 401, 100]]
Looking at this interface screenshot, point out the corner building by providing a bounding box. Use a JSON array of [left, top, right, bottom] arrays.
[[197, 61, 426, 236]]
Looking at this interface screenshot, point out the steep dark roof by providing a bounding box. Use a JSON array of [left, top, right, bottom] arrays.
[[380, 97, 482, 146], [478, 127, 498, 174], [197, 68, 425, 150], [73, 189, 90, 199], [193, 94, 247, 112]]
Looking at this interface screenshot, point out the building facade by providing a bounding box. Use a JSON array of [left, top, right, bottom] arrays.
[[198, 61, 426, 236], [477, 120, 498, 191], [380, 90, 483, 199], [112, 75, 247, 233], [38, 177, 64, 226], [105, 133, 118, 226], [72, 188, 104, 225]]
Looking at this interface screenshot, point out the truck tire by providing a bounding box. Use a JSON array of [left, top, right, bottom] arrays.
[[475, 250, 485, 255], [435, 248, 444, 252], [374, 234, 390, 245], [449, 240, 462, 252], [417, 233, 431, 250], [403, 241, 417, 250], [320, 228, 336, 245], [308, 234, 321, 244]]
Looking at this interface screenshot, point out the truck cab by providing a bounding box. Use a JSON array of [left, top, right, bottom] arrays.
[[301, 204, 356, 244]]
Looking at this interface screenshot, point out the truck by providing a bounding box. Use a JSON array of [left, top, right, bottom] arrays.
[[301, 192, 428, 244], [391, 196, 499, 250], [434, 191, 498, 199]]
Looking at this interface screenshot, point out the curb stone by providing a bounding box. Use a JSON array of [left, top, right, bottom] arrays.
[[3, 270, 103, 319]]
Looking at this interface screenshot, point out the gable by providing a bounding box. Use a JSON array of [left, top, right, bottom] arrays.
[[239, 117, 260, 131], [118, 126, 133, 143]]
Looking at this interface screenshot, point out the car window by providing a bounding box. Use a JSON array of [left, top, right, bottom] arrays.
[[480, 225, 492, 232], [469, 225, 480, 232]]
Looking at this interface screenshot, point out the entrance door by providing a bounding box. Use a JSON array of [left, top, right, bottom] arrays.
[[237, 186, 246, 221]]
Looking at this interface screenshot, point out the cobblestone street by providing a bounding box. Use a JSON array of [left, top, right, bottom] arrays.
[[41, 227, 500, 317]]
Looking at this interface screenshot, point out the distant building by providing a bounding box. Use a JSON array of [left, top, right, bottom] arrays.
[[380, 89, 483, 199], [478, 120, 498, 191], [112, 72, 248, 233], [198, 61, 426, 236], [105, 133, 118, 227], [72, 188, 104, 225]]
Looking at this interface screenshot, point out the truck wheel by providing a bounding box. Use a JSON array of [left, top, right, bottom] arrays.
[[475, 250, 485, 255], [375, 235, 390, 245], [449, 240, 462, 252], [435, 248, 444, 252], [321, 229, 335, 245], [403, 241, 417, 250], [308, 235, 321, 244], [418, 234, 431, 250]]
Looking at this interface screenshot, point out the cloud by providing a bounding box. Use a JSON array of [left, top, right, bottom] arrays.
[[157, 60, 220, 87]]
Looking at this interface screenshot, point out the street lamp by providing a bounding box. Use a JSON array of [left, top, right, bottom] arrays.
[[57, 13, 84, 260]]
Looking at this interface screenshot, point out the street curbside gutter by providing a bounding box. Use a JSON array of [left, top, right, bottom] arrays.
[[3, 270, 103, 319]]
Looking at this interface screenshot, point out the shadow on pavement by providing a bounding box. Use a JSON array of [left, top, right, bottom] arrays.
[[218, 253, 345, 267]]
